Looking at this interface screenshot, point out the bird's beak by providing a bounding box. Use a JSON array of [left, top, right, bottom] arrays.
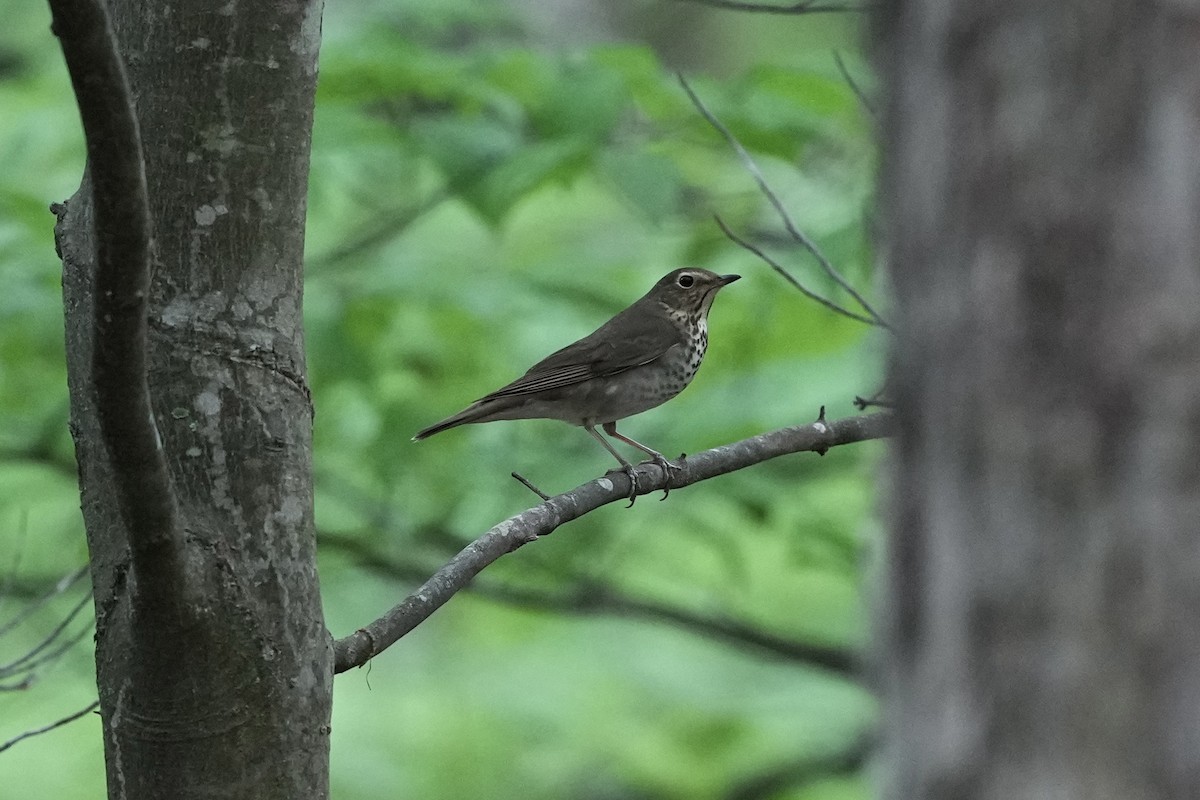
[[719, 274, 741, 285]]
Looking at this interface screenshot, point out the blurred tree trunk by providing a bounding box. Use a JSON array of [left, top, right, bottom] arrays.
[[878, 2, 1200, 799], [54, 0, 331, 797]]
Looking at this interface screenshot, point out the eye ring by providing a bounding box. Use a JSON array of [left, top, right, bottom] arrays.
[[677, 273, 695, 288]]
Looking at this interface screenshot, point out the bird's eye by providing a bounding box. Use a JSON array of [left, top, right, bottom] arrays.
[[677, 274, 695, 288]]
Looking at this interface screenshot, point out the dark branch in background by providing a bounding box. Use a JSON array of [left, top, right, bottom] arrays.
[[678, 74, 892, 332], [333, 412, 892, 672], [321, 533, 858, 677], [308, 159, 501, 271], [307, 187, 452, 270], [0, 571, 93, 692], [723, 732, 874, 800], [48, 0, 183, 607], [672, 0, 868, 13], [0, 700, 100, 755]]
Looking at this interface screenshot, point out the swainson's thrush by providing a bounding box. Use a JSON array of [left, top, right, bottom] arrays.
[[413, 268, 740, 501]]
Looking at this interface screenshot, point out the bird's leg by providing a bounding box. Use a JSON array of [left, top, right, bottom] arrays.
[[585, 425, 641, 506], [602, 422, 680, 501]]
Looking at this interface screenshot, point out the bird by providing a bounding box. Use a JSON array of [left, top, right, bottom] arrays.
[[413, 268, 740, 503]]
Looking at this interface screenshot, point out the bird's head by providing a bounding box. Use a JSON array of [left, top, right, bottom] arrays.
[[649, 268, 740, 316]]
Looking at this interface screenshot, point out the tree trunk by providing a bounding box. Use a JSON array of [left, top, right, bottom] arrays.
[[54, 0, 331, 797], [878, 2, 1200, 798]]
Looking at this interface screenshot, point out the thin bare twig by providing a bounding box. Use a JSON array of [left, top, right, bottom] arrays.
[[511, 472, 551, 501], [50, 0, 183, 610], [0, 700, 99, 754], [0, 628, 94, 690], [678, 74, 892, 331], [0, 512, 30, 619], [0, 566, 91, 691], [715, 216, 879, 327], [333, 412, 892, 672], [0, 590, 92, 677], [0, 566, 87, 638], [833, 50, 876, 117]]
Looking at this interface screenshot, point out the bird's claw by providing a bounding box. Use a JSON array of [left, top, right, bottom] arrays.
[[610, 456, 682, 507], [650, 454, 682, 501], [621, 463, 640, 507]]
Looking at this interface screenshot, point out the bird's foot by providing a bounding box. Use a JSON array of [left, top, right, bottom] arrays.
[[616, 463, 640, 507], [607, 456, 681, 507], [648, 453, 683, 501]]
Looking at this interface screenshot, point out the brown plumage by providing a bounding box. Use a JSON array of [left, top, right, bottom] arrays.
[[414, 268, 740, 501]]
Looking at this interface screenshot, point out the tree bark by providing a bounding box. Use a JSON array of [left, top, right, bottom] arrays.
[[879, 2, 1200, 799], [54, 0, 331, 796]]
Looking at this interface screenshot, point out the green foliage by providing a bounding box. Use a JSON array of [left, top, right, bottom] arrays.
[[0, 1, 881, 797], [0, 63, 85, 462]]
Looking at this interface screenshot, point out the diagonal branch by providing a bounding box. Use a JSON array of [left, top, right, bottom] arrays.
[[49, 0, 182, 606], [333, 411, 892, 673], [678, 74, 892, 331], [833, 50, 877, 117]]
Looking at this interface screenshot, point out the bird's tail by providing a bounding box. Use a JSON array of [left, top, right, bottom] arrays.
[[411, 402, 489, 441]]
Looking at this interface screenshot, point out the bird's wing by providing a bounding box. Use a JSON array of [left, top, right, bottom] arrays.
[[478, 308, 680, 400]]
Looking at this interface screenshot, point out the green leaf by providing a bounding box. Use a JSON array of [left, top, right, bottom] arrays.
[[411, 114, 522, 185], [597, 149, 683, 223], [468, 137, 591, 221]]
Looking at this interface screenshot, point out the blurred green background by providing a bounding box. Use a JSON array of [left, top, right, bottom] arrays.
[[0, 1, 884, 797]]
